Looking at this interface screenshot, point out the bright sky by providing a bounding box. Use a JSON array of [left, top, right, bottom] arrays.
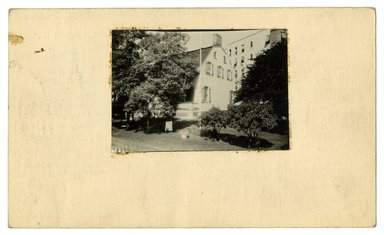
[[184, 29, 266, 51]]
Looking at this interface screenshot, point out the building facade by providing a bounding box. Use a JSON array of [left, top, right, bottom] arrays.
[[176, 29, 287, 119], [176, 34, 236, 119]]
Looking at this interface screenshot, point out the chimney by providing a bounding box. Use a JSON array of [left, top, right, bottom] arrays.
[[212, 33, 222, 47]]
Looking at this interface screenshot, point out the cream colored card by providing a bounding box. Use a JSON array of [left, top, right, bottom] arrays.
[[8, 8, 375, 227]]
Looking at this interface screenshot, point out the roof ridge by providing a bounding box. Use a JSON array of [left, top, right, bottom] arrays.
[[186, 45, 213, 53]]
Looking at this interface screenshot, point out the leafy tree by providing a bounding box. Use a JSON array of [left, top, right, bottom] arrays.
[[112, 31, 198, 132], [125, 32, 198, 120], [235, 41, 288, 119], [228, 101, 277, 147], [200, 107, 229, 133], [112, 30, 147, 117]]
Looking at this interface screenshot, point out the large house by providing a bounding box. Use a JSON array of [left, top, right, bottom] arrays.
[[176, 29, 287, 119]]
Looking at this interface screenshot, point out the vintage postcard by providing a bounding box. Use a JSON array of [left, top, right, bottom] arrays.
[[8, 8, 375, 227], [111, 29, 289, 153]]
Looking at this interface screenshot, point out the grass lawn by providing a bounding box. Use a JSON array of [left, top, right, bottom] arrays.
[[112, 120, 289, 153]]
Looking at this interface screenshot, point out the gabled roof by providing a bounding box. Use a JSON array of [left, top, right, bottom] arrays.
[[183, 46, 213, 66]]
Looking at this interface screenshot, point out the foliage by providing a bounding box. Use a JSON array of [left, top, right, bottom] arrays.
[[112, 30, 198, 121], [228, 101, 277, 147], [200, 107, 229, 133], [112, 30, 148, 117], [235, 41, 288, 118]]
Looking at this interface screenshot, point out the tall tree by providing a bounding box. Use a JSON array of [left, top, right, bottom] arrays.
[[235, 41, 288, 119], [125, 32, 198, 119], [112, 30, 147, 117]]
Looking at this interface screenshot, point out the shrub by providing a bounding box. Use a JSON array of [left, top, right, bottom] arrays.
[[200, 107, 229, 133], [228, 101, 277, 148]]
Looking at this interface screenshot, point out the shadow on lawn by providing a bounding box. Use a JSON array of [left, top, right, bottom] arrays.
[[201, 129, 273, 149], [112, 118, 200, 134]]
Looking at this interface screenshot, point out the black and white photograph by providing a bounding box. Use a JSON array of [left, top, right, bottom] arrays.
[[112, 29, 289, 153]]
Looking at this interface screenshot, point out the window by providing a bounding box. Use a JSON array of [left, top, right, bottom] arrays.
[[241, 68, 245, 78], [250, 41, 253, 47], [233, 58, 237, 68], [229, 49, 232, 56], [217, 66, 222, 78], [250, 54, 253, 60], [235, 47, 237, 55], [227, 69, 232, 81], [202, 86, 211, 103], [223, 56, 226, 64], [241, 44, 244, 53], [205, 62, 213, 75], [235, 70, 238, 79], [229, 91, 235, 104], [241, 56, 244, 65], [213, 51, 217, 59]]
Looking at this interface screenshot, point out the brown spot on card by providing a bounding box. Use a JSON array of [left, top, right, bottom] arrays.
[[9, 33, 24, 45], [34, 48, 45, 53]]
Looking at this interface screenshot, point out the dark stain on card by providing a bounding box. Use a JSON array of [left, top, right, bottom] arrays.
[[34, 48, 45, 53], [9, 33, 24, 45]]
